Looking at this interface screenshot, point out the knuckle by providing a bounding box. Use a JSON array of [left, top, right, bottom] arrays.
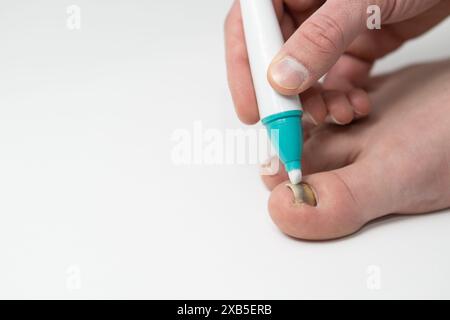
[[300, 14, 346, 55]]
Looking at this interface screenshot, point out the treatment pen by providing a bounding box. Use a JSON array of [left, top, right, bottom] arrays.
[[240, 0, 304, 184]]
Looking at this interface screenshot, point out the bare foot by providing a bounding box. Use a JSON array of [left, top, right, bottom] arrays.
[[263, 60, 450, 240]]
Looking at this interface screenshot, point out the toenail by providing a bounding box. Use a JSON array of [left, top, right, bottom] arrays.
[[260, 156, 279, 176], [330, 115, 346, 125], [304, 111, 318, 126], [353, 108, 365, 116], [286, 183, 317, 207]]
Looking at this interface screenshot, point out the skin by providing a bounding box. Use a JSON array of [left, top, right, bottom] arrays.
[[225, 0, 450, 239], [263, 60, 450, 240], [225, 0, 450, 125]]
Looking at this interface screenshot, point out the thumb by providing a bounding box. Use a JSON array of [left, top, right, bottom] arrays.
[[268, 0, 368, 95]]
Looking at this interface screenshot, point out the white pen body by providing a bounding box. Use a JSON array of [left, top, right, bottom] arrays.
[[240, 0, 301, 120]]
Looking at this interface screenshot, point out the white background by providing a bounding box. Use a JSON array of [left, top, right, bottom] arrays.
[[0, 0, 449, 299]]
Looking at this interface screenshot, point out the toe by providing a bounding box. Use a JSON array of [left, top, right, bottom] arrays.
[[261, 125, 361, 190], [261, 157, 288, 191], [302, 86, 328, 126], [323, 91, 355, 125], [268, 161, 385, 240], [349, 88, 371, 117]]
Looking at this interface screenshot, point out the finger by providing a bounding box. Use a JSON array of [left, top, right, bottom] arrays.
[[386, 0, 450, 36], [272, 0, 299, 41], [224, 1, 301, 124], [225, 0, 259, 124], [268, 159, 387, 240], [380, 0, 441, 24], [267, 0, 367, 95], [284, 0, 323, 12], [344, 1, 450, 63]]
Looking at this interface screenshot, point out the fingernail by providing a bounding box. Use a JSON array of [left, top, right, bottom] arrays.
[[286, 183, 317, 207], [270, 56, 308, 90], [304, 111, 318, 126]]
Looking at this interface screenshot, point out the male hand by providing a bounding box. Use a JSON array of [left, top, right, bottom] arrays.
[[225, 0, 450, 125]]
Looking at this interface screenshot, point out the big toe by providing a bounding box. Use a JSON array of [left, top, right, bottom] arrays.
[[269, 162, 387, 240]]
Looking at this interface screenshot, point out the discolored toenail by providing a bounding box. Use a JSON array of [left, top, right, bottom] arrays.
[[286, 183, 317, 207]]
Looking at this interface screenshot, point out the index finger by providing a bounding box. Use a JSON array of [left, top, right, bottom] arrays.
[[225, 0, 259, 124]]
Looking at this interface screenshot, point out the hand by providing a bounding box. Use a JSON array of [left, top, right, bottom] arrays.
[[225, 0, 450, 125]]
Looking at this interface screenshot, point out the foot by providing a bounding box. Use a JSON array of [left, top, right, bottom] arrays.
[[263, 60, 450, 240]]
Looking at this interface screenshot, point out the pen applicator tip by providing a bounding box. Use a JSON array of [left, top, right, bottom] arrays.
[[288, 169, 302, 185]]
